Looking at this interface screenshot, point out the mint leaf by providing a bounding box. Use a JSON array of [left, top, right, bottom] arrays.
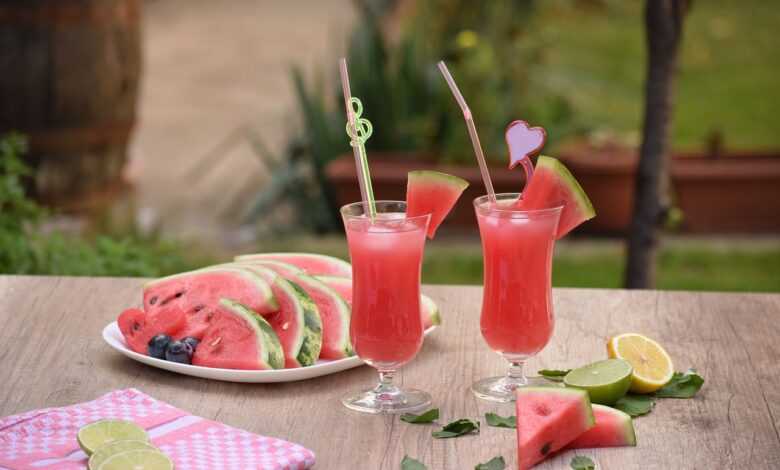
[[539, 369, 571, 382], [484, 412, 516, 429], [401, 408, 439, 424], [401, 455, 427, 470], [432, 418, 480, 438], [613, 394, 655, 417], [475, 456, 506, 470], [654, 369, 704, 398], [570, 455, 595, 469]]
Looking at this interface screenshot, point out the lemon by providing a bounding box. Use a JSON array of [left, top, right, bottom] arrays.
[[77, 419, 149, 456], [607, 333, 674, 394]]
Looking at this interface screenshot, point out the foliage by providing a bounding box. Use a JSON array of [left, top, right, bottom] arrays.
[[0, 133, 207, 277]]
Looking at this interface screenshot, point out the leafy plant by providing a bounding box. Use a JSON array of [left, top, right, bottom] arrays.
[[0, 133, 209, 277]]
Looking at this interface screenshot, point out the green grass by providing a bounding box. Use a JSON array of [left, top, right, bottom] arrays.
[[536, 0, 780, 150], [244, 237, 780, 293]]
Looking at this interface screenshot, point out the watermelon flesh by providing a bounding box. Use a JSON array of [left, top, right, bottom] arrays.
[[235, 265, 323, 368], [315, 275, 441, 329], [192, 299, 284, 370], [516, 386, 595, 470], [143, 268, 277, 340], [240, 260, 353, 359], [515, 156, 595, 239], [567, 404, 636, 449], [234, 252, 352, 277], [406, 170, 469, 238]]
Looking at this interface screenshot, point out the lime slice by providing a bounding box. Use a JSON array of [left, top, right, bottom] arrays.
[[77, 420, 149, 456], [88, 440, 157, 470], [564, 358, 633, 405], [97, 449, 173, 470]]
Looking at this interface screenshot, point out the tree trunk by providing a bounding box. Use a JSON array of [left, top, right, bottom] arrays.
[[624, 0, 689, 288]]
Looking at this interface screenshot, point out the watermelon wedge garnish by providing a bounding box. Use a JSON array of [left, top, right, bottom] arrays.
[[406, 170, 469, 238], [567, 404, 636, 449], [515, 156, 595, 239], [515, 386, 595, 470]]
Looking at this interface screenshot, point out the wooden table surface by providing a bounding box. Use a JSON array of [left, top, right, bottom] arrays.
[[1, 275, 779, 469]]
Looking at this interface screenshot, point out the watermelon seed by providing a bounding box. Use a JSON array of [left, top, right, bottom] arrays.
[[281, 322, 290, 331], [149, 296, 158, 305], [193, 305, 205, 312], [132, 322, 141, 331], [210, 337, 222, 348], [540, 442, 551, 456], [534, 404, 551, 417]]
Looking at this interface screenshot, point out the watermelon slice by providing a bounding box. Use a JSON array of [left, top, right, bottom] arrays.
[[567, 404, 636, 449], [143, 267, 277, 340], [406, 170, 469, 238], [315, 275, 441, 328], [239, 260, 353, 359], [192, 299, 284, 370], [516, 386, 595, 470], [234, 253, 352, 277], [237, 265, 323, 368], [515, 156, 595, 239]]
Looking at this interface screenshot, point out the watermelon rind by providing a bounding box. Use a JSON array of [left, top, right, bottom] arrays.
[[219, 299, 284, 370], [420, 294, 441, 327], [536, 155, 595, 221], [289, 272, 353, 358], [232, 264, 323, 367], [233, 252, 352, 277], [408, 170, 469, 191], [568, 404, 636, 449], [143, 266, 278, 313]]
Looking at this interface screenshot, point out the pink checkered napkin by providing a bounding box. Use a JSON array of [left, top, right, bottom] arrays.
[[0, 389, 315, 470]]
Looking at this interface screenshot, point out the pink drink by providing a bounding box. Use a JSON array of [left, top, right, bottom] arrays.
[[475, 195, 561, 359], [344, 213, 428, 370]]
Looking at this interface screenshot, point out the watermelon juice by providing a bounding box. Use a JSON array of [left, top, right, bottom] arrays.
[[341, 200, 432, 414], [472, 193, 562, 402]]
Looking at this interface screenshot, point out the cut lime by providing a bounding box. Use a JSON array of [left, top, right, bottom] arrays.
[[88, 440, 158, 470], [564, 358, 633, 405], [77, 420, 149, 456], [97, 449, 173, 470]]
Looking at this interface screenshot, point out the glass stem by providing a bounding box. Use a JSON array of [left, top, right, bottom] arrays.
[[375, 370, 398, 395], [506, 360, 528, 386]]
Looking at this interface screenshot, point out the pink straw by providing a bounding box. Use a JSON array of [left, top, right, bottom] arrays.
[[437, 61, 496, 203]]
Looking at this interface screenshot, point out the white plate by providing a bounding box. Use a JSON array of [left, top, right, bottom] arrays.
[[103, 322, 436, 383]]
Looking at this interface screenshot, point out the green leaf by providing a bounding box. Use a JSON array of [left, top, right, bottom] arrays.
[[401, 455, 427, 470], [432, 418, 480, 439], [654, 369, 704, 398], [475, 456, 506, 470], [538, 369, 571, 382], [400, 408, 439, 424], [484, 412, 516, 429], [613, 394, 655, 417], [570, 455, 596, 470]]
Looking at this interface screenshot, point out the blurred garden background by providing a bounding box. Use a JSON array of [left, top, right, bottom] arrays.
[[1, 0, 778, 291]]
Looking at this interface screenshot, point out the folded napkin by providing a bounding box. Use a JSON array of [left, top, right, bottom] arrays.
[[0, 388, 315, 470]]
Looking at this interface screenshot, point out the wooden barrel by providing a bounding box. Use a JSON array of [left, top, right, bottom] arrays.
[[0, 0, 141, 211]]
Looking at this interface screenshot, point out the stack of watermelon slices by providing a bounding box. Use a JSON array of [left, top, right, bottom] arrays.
[[117, 253, 442, 370], [515, 387, 636, 469]]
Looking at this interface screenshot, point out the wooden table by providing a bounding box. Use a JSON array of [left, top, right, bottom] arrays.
[[1, 275, 779, 469]]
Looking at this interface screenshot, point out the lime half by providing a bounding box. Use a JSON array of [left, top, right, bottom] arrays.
[[564, 358, 633, 405], [77, 420, 149, 456], [88, 440, 157, 470], [97, 449, 173, 470]]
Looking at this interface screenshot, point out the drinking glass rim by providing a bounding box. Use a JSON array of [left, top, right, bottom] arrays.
[[473, 193, 564, 217], [340, 200, 432, 223]]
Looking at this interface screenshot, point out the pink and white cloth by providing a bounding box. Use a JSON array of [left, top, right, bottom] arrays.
[[0, 388, 315, 470]]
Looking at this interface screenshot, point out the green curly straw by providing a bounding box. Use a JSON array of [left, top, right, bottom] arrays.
[[339, 58, 376, 219]]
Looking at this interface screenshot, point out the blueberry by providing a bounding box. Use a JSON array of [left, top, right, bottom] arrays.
[[181, 336, 199, 351], [148, 334, 172, 359], [165, 341, 193, 364]]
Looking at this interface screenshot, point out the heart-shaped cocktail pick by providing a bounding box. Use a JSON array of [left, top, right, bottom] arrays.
[[505, 120, 546, 170]]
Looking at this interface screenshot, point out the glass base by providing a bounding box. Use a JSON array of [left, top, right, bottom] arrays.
[[471, 375, 551, 403], [342, 387, 432, 414]]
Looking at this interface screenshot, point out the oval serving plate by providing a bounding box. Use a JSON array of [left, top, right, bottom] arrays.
[[103, 321, 436, 383]]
